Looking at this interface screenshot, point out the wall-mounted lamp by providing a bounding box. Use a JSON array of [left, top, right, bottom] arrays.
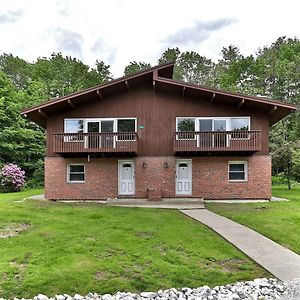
[[164, 162, 169, 168], [142, 162, 147, 168]]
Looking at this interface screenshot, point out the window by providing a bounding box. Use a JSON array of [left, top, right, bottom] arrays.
[[230, 117, 250, 131], [228, 161, 247, 181], [230, 117, 250, 139], [117, 119, 136, 140], [67, 164, 85, 183], [176, 118, 195, 139], [64, 119, 84, 142]]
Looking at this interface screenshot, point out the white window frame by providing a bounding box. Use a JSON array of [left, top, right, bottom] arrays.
[[67, 164, 85, 183], [196, 117, 229, 147], [176, 117, 196, 140], [196, 117, 230, 131], [116, 117, 137, 141], [64, 118, 84, 142], [229, 117, 251, 140], [228, 161, 248, 182], [63, 117, 137, 147]]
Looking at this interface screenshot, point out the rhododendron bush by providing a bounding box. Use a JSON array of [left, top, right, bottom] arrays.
[[0, 163, 25, 192]]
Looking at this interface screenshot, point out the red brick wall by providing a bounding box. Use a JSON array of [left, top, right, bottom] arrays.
[[45, 155, 271, 200], [45, 157, 118, 200]]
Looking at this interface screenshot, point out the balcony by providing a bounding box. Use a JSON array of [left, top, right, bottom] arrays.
[[174, 130, 262, 155], [53, 132, 138, 156]]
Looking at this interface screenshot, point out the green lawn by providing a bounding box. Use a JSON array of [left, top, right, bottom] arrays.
[[0, 189, 268, 298], [207, 185, 300, 255]]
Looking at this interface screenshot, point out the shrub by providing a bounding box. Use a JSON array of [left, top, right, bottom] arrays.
[[25, 159, 44, 188], [0, 163, 25, 192], [272, 172, 297, 186]]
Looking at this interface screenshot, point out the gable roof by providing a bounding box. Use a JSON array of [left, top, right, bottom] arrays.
[[22, 62, 297, 127]]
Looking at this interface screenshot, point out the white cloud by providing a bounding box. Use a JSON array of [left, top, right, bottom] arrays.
[[0, 0, 299, 77]]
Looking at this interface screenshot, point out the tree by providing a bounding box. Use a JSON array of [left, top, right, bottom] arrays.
[[0, 71, 45, 178], [176, 51, 215, 86], [0, 53, 32, 90], [124, 61, 151, 76], [32, 53, 112, 98], [272, 142, 300, 189], [219, 45, 242, 68], [158, 47, 182, 80]]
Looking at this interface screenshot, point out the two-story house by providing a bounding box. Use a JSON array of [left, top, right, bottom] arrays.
[[22, 62, 296, 201]]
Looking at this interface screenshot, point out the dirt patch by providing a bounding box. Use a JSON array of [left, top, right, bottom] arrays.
[[0, 223, 31, 238], [135, 231, 155, 238], [95, 271, 106, 281], [219, 258, 245, 273], [9, 260, 28, 284], [255, 206, 268, 210]]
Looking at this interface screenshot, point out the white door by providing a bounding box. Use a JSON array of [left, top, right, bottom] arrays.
[[118, 161, 135, 195], [176, 160, 192, 195]]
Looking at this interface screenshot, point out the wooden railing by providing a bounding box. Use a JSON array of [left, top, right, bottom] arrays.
[[174, 130, 262, 152], [53, 132, 138, 153]]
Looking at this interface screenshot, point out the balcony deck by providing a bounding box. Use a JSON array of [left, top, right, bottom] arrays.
[[174, 130, 261, 155], [53, 132, 138, 156]]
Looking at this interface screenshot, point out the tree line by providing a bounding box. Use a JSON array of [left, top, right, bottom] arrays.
[[0, 36, 299, 187]]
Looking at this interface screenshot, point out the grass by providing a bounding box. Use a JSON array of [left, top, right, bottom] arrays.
[[207, 185, 300, 255], [0, 189, 268, 298]]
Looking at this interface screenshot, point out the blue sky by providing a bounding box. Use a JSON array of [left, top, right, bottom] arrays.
[[0, 0, 299, 77]]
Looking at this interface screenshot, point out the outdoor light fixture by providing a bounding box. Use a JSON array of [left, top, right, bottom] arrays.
[[142, 162, 147, 168], [164, 162, 169, 168]]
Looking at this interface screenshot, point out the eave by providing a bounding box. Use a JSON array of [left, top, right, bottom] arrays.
[[154, 77, 297, 125], [21, 61, 297, 128]]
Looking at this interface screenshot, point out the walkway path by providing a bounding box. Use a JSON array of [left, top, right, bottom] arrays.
[[180, 209, 300, 281]]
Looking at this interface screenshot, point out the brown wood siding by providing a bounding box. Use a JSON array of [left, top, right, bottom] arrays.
[[46, 83, 270, 157]]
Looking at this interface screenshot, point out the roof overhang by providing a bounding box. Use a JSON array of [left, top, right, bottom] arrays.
[[22, 61, 297, 127], [153, 77, 297, 125], [21, 62, 174, 127]]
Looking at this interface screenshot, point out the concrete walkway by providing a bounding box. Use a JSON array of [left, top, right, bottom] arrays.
[[180, 209, 300, 281]]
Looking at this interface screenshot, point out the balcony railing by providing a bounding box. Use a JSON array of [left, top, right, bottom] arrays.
[[174, 130, 262, 153], [53, 132, 138, 154]]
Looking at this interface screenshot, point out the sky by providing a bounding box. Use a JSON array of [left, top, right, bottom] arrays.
[[0, 0, 299, 77]]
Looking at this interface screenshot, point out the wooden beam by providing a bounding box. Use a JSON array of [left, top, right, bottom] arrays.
[[67, 99, 75, 109], [125, 80, 129, 91], [96, 90, 103, 100], [237, 99, 245, 109], [269, 105, 277, 115], [38, 109, 47, 118], [182, 86, 186, 97], [153, 80, 156, 92], [210, 92, 216, 103]]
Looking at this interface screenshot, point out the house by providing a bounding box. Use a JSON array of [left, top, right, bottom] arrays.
[[21, 62, 297, 201]]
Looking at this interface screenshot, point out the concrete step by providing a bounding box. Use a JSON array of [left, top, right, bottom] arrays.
[[106, 198, 205, 209]]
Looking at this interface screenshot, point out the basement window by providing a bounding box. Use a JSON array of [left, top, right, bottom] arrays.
[[67, 164, 85, 183], [228, 161, 247, 182]]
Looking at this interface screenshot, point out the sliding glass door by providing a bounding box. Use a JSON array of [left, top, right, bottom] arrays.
[[100, 120, 114, 148], [85, 119, 114, 149], [198, 118, 228, 148]]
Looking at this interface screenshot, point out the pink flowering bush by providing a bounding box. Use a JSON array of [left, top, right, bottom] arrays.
[[0, 163, 25, 192]]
